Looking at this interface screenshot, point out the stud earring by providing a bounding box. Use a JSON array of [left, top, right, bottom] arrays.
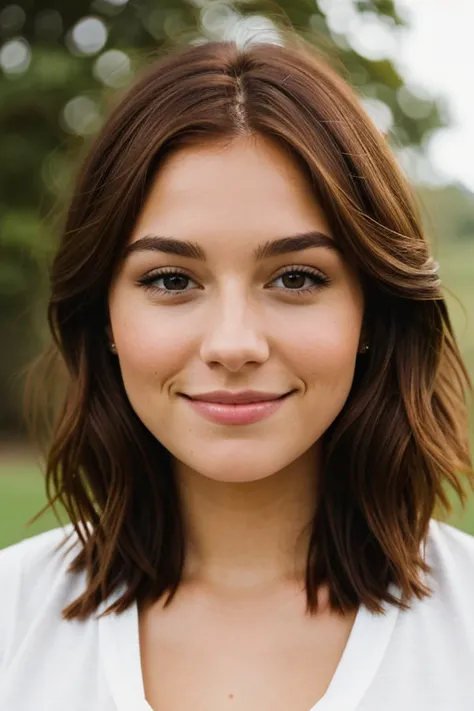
[[110, 342, 117, 353]]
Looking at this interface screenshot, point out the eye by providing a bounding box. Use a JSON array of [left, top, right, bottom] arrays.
[[136, 265, 331, 297], [137, 268, 197, 296], [269, 266, 331, 295]]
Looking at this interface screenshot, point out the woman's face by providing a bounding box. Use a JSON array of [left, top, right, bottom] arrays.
[[108, 134, 365, 483]]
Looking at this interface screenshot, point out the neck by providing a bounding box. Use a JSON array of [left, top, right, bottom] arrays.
[[174, 443, 322, 596]]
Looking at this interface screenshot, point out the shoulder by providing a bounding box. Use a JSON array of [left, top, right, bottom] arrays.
[[421, 518, 474, 613], [426, 518, 474, 575], [0, 523, 88, 671], [0, 523, 77, 561], [0, 523, 80, 589]]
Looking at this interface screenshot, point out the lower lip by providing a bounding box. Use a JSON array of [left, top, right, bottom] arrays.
[[181, 393, 293, 425]]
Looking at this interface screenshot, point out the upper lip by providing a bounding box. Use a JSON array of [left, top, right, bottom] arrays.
[[183, 390, 292, 404]]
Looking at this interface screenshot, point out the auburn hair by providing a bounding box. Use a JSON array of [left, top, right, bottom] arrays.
[[25, 34, 473, 622]]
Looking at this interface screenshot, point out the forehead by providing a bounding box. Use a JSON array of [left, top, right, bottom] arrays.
[[129, 135, 333, 253]]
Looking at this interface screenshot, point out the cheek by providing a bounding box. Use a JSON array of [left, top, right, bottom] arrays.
[[111, 302, 192, 384], [280, 304, 361, 385]]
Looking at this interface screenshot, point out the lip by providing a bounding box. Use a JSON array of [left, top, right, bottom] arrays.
[[183, 390, 291, 404], [180, 391, 294, 425]]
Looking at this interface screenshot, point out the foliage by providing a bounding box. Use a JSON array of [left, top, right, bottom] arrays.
[[0, 0, 447, 434]]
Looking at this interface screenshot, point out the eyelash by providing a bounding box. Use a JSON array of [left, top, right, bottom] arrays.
[[137, 266, 331, 298]]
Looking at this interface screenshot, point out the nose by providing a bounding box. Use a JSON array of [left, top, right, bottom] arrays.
[[199, 286, 270, 372]]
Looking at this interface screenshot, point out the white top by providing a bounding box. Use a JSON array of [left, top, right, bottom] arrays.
[[1, 518, 474, 710]]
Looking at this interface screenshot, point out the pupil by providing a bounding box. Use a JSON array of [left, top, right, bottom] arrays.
[[165, 275, 187, 290], [283, 273, 305, 289]]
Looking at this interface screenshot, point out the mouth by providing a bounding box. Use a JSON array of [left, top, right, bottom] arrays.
[[179, 391, 296, 426], [180, 391, 295, 404]]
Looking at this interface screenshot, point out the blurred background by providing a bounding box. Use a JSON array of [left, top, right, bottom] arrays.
[[1, 0, 473, 548]]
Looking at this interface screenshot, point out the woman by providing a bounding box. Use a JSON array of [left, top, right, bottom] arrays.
[[1, 35, 474, 711]]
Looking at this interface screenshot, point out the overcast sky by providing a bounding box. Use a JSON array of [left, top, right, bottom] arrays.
[[396, 0, 474, 192]]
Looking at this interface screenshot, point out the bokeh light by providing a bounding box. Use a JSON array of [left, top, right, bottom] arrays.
[[227, 16, 282, 47], [69, 16, 108, 56], [0, 37, 31, 75], [93, 49, 133, 88], [397, 86, 433, 121], [360, 97, 394, 135], [346, 13, 398, 61], [62, 95, 102, 135], [201, 4, 239, 38]]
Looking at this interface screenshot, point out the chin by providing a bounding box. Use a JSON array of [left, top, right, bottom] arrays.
[[201, 469, 274, 484], [174, 448, 288, 484]]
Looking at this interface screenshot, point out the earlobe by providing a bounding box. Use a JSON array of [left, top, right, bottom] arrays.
[[358, 324, 370, 354], [105, 324, 116, 352], [357, 337, 370, 354]]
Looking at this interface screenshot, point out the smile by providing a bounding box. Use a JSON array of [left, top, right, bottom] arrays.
[[180, 392, 293, 425]]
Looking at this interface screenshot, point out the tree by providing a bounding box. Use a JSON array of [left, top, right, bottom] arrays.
[[0, 0, 445, 435]]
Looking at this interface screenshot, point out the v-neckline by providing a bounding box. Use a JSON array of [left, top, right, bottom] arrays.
[[98, 581, 401, 711]]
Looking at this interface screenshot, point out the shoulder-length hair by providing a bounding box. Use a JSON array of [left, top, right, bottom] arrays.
[[25, 35, 473, 622]]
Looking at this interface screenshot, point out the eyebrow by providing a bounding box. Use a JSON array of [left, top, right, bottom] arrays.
[[123, 231, 341, 261]]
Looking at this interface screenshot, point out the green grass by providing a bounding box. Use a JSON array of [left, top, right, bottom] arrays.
[[438, 241, 474, 378], [0, 462, 67, 549], [1, 461, 474, 550]]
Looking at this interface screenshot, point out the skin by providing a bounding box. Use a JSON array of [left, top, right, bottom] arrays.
[[107, 133, 366, 599]]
